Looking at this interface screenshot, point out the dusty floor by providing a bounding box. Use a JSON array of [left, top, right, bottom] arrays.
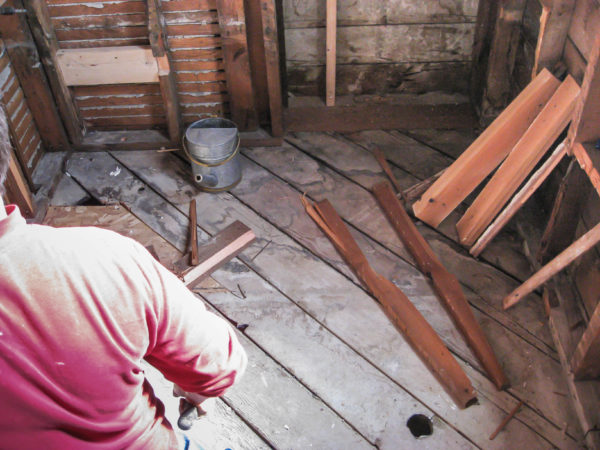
[[34, 129, 582, 449]]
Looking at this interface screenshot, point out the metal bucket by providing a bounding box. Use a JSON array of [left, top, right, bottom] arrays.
[[183, 118, 241, 192]]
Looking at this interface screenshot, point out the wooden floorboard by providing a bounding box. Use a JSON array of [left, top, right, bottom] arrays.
[[108, 150, 575, 447], [238, 145, 580, 443], [286, 131, 534, 285], [56, 129, 583, 448], [64, 153, 375, 449]]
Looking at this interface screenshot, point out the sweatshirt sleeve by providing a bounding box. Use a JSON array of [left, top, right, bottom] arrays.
[[130, 241, 247, 398]]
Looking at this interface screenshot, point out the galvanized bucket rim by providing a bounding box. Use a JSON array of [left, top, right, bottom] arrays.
[[183, 135, 240, 167]]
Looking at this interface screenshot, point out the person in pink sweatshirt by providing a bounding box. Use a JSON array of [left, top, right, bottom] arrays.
[[0, 113, 247, 448]]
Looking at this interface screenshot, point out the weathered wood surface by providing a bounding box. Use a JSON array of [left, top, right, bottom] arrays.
[[240, 143, 582, 438], [567, 0, 600, 62], [532, 0, 576, 76], [288, 61, 472, 97], [547, 275, 600, 449], [285, 103, 477, 132], [325, 0, 337, 106], [105, 148, 577, 448], [40, 204, 270, 450], [284, 0, 477, 27], [286, 24, 474, 65], [290, 131, 533, 286], [63, 157, 379, 449], [0, 0, 69, 151]]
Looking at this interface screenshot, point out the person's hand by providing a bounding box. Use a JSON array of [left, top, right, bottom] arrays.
[[173, 384, 216, 416]]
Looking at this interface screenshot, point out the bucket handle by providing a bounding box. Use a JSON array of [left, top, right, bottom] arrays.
[[183, 135, 240, 168]]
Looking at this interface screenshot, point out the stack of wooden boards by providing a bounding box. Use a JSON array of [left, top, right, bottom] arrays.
[[412, 68, 586, 311]]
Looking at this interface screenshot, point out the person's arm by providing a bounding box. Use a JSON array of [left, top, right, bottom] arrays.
[[130, 241, 247, 398]]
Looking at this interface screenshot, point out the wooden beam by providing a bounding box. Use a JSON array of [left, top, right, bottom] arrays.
[[284, 102, 477, 132], [504, 220, 600, 310], [57, 47, 160, 86], [571, 300, 600, 380], [0, 0, 69, 150], [147, 0, 182, 145], [412, 69, 560, 228], [480, 0, 527, 119], [568, 32, 600, 146], [532, 0, 576, 76], [303, 196, 477, 409], [259, 0, 284, 136], [372, 181, 508, 390], [470, 141, 568, 257], [216, 0, 258, 131], [22, 0, 83, 144], [325, 0, 336, 106], [173, 220, 256, 288], [537, 159, 590, 264], [457, 76, 580, 247]]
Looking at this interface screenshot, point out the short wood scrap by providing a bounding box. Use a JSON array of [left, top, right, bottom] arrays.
[[457, 75, 580, 247], [371, 181, 508, 391], [302, 196, 477, 409], [489, 400, 524, 440], [503, 220, 600, 310], [173, 220, 256, 288], [470, 141, 568, 257], [412, 69, 561, 228]]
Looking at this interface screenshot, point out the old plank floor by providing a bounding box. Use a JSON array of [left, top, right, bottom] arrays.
[[38, 128, 584, 448]]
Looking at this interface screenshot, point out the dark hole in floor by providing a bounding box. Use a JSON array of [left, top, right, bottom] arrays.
[[407, 414, 433, 438]]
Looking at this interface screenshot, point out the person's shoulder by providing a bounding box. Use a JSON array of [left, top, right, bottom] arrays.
[[28, 223, 140, 254]]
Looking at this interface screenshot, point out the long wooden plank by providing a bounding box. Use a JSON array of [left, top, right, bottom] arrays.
[[0, 1, 69, 150], [66, 153, 474, 449], [470, 141, 568, 257], [285, 103, 477, 132], [307, 197, 478, 409], [457, 76, 580, 247], [412, 68, 560, 228], [57, 47, 159, 85], [532, 0, 576, 76], [106, 149, 580, 447], [108, 148, 576, 448], [571, 300, 600, 380], [216, 0, 257, 130], [372, 181, 508, 391], [23, 0, 83, 144], [504, 221, 600, 310], [325, 0, 336, 106]]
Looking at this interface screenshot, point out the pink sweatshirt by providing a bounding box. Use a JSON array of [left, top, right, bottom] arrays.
[[0, 205, 247, 449]]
